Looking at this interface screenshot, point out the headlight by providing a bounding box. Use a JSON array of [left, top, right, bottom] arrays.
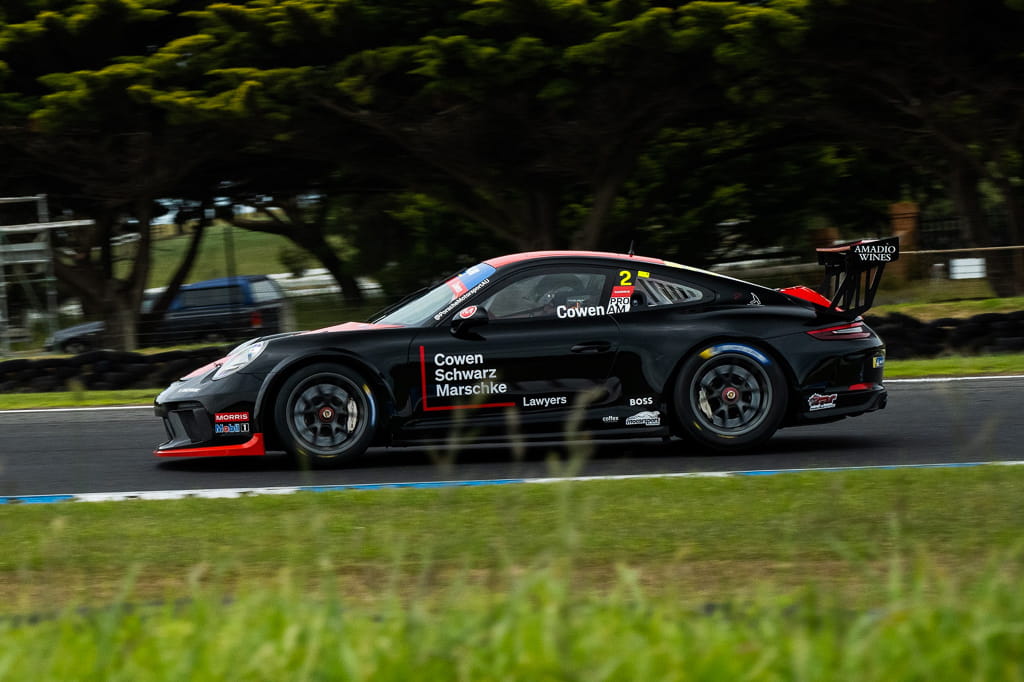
[[212, 340, 268, 380]]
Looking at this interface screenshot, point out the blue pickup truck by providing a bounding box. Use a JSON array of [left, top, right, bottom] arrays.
[[46, 275, 293, 353]]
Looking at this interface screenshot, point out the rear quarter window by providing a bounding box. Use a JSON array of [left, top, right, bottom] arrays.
[[635, 274, 707, 308]]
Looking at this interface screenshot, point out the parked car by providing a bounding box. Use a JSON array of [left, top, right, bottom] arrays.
[[154, 239, 899, 467], [46, 275, 292, 353]]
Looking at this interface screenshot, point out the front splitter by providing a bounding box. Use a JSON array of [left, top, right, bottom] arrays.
[[154, 433, 266, 458]]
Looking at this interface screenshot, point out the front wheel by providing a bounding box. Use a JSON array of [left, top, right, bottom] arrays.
[[273, 363, 377, 468], [672, 344, 787, 452]]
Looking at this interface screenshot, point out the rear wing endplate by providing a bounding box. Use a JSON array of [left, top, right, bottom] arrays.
[[816, 236, 900, 318]]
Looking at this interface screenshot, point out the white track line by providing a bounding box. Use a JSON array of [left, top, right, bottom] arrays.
[[5, 460, 1024, 505]]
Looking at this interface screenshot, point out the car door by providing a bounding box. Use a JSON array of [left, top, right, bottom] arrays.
[[398, 265, 623, 441], [602, 267, 715, 431]]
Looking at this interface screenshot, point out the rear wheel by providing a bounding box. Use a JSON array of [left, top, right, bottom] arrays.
[[273, 363, 376, 468], [672, 344, 787, 452]]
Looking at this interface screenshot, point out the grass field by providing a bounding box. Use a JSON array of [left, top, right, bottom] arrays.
[[147, 223, 297, 287], [873, 296, 1024, 320], [2, 467, 1024, 678], [4, 467, 1024, 611]]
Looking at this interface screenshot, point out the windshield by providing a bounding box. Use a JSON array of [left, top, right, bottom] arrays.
[[373, 263, 496, 327]]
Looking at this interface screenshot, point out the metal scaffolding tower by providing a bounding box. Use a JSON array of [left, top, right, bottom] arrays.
[[0, 195, 92, 354]]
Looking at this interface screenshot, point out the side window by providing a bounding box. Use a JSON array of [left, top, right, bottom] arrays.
[[613, 269, 707, 311], [250, 279, 284, 303], [479, 271, 609, 320], [177, 285, 245, 309]]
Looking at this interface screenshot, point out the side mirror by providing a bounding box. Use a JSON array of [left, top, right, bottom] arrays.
[[450, 305, 489, 337]]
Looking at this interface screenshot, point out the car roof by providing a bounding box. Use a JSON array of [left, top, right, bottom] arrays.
[[182, 275, 270, 290], [484, 250, 671, 269]]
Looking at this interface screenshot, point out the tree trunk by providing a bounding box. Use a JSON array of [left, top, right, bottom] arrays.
[[950, 162, 989, 247], [139, 209, 208, 344], [951, 161, 1016, 297], [230, 200, 366, 306], [995, 180, 1024, 296], [295, 229, 365, 306]]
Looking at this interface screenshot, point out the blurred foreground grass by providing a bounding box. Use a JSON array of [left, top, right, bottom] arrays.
[[2, 553, 1022, 681], [2, 468, 1024, 679]]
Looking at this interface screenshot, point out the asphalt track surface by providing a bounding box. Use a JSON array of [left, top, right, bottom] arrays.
[[1, 377, 1021, 498]]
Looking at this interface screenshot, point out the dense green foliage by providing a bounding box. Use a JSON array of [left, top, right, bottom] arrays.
[[4, 0, 1024, 346]]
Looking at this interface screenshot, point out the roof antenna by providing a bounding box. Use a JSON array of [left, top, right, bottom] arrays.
[[627, 240, 635, 257]]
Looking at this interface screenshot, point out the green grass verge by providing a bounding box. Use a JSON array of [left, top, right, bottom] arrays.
[[0, 389, 159, 409], [882, 353, 1024, 378], [4, 467, 1024, 614], [873, 295, 1024, 320]]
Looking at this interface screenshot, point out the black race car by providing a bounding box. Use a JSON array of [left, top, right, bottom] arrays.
[[154, 239, 899, 466]]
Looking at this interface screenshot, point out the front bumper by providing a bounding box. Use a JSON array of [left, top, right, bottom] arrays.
[[153, 369, 267, 458]]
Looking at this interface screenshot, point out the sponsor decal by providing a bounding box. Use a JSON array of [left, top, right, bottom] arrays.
[[458, 305, 478, 319], [638, 270, 650, 278], [852, 242, 898, 262], [556, 304, 606, 319], [808, 393, 839, 411], [215, 412, 250, 422], [629, 396, 654, 407], [447, 278, 468, 297], [698, 343, 772, 366], [608, 285, 633, 314], [522, 395, 568, 408], [434, 278, 491, 321], [602, 415, 620, 424], [431, 352, 506, 396], [872, 355, 885, 368], [625, 410, 661, 426], [215, 422, 251, 434], [418, 346, 515, 412], [436, 382, 507, 397], [748, 292, 762, 306]]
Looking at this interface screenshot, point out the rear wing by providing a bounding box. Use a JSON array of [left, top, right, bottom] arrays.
[[813, 236, 899, 319]]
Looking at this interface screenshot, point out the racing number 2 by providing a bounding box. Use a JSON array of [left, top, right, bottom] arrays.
[[619, 270, 632, 286]]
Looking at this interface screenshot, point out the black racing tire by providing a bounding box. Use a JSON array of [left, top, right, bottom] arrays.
[[672, 343, 788, 452], [273, 363, 377, 468]]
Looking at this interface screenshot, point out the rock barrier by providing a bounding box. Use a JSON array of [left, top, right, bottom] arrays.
[[863, 310, 1024, 359], [0, 347, 228, 394]]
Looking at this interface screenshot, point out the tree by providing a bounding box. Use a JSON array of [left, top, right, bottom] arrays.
[[149, 0, 807, 252], [0, 0, 240, 348], [776, 0, 1024, 293]]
